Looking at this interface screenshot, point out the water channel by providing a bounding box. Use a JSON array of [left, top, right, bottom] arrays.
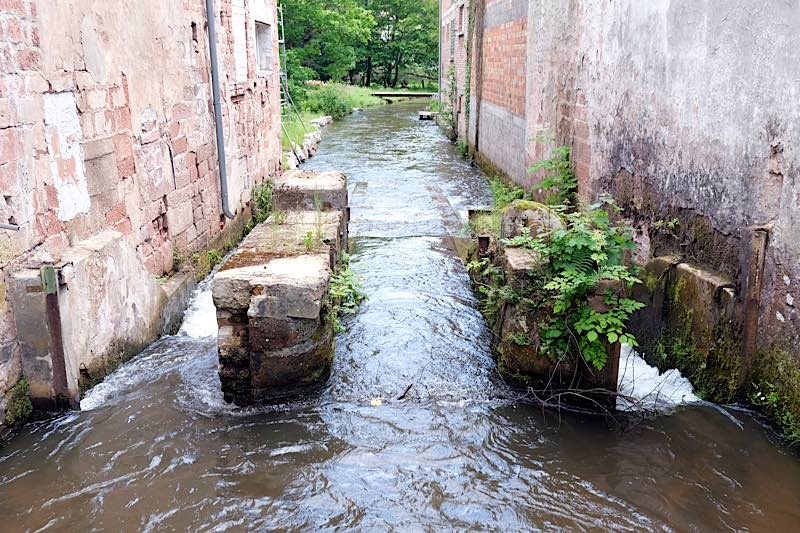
[[1, 101, 798, 531]]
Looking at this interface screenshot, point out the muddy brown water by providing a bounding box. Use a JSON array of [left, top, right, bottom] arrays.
[[1, 101, 799, 531]]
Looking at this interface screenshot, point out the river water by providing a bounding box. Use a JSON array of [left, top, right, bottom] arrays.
[[1, 102, 799, 531]]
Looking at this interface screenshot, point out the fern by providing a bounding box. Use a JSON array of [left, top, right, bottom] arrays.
[[502, 196, 644, 370]]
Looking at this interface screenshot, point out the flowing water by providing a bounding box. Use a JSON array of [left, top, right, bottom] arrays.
[[1, 101, 799, 531]]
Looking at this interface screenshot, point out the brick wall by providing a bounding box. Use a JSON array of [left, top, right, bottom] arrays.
[[0, 0, 281, 413]]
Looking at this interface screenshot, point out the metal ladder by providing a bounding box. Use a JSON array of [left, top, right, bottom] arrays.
[[277, 3, 307, 163]]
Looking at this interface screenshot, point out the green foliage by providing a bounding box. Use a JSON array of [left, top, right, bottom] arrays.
[[283, 0, 438, 89], [438, 66, 458, 140], [207, 249, 222, 267], [751, 348, 800, 446], [457, 139, 469, 158], [282, 112, 318, 151], [357, 0, 439, 88], [501, 197, 644, 370], [489, 176, 525, 210], [653, 217, 680, 231], [466, 258, 510, 324], [303, 231, 319, 252], [529, 134, 578, 207], [4, 378, 32, 427], [252, 180, 274, 225], [303, 85, 353, 118], [282, 0, 374, 82], [328, 253, 368, 333], [172, 250, 185, 271]]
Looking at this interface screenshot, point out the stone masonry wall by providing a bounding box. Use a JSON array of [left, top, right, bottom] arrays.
[[444, 0, 800, 404], [0, 0, 281, 422]]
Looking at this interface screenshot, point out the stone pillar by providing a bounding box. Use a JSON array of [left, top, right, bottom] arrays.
[[212, 170, 348, 405]]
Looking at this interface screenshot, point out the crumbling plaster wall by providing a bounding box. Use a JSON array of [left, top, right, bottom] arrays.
[[0, 0, 281, 417], [454, 0, 799, 365], [529, 0, 799, 356]]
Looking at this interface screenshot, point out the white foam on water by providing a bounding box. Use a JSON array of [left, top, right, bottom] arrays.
[[616, 343, 699, 412], [178, 282, 218, 339], [80, 281, 219, 411]]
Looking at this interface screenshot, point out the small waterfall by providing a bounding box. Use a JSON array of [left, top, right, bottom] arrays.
[[178, 279, 218, 339], [80, 279, 218, 411], [616, 343, 698, 412]]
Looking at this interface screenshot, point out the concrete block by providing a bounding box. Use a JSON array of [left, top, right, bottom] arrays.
[[273, 170, 348, 212]]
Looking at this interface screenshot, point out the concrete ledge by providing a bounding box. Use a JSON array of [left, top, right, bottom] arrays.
[[6, 230, 200, 408]]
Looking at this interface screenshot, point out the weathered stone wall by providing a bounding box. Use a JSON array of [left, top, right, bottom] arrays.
[[0, 0, 281, 423], [445, 0, 800, 411]]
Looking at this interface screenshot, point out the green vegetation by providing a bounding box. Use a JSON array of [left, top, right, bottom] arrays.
[[467, 146, 644, 372], [251, 180, 274, 225], [502, 198, 644, 370], [328, 253, 368, 333], [529, 133, 578, 207], [282, 0, 438, 89], [282, 112, 318, 150], [4, 378, 32, 427], [191, 248, 225, 280], [283, 84, 386, 150], [751, 347, 800, 445], [438, 66, 457, 140], [465, 176, 524, 237]]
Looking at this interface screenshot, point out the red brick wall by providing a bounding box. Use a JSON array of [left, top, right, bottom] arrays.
[[481, 19, 526, 117]]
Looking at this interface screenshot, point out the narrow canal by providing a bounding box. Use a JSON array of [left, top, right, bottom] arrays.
[[1, 102, 799, 530]]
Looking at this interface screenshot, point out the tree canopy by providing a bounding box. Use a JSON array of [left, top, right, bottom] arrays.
[[281, 0, 439, 88]]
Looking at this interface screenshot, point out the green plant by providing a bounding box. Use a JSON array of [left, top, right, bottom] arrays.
[[457, 139, 469, 158], [303, 231, 316, 252], [207, 249, 222, 268], [438, 66, 457, 140], [489, 176, 525, 210], [4, 378, 32, 426], [252, 180, 274, 224], [502, 196, 644, 370], [302, 84, 352, 118], [172, 250, 185, 270], [751, 382, 800, 445], [529, 134, 578, 207], [328, 253, 367, 333], [507, 331, 535, 347], [653, 217, 680, 231]]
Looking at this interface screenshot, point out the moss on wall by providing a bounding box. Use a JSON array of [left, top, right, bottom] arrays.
[[4, 377, 33, 427], [750, 347, 800, 445]]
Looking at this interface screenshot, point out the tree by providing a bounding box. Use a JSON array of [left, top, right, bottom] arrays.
[[281, 0, 374, 82], [281, 0, 439, 88], [358, 0, 438, 87]]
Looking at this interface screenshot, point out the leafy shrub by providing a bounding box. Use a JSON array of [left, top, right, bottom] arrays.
[[502, 197, 644, 370], [302, 85, 352, 118], [530, 134, 578, 207], [328, 253, 367, 333]]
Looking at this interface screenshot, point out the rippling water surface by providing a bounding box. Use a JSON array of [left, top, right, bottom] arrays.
[[1, 102, 799, 531]]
